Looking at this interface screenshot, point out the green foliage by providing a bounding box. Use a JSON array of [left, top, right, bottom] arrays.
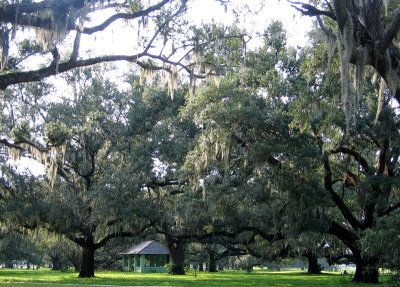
[[44, 121, 70, 146], [0, 231, 43, 266], [362, 211, 400, 272], [127, 0, 143, 12], [264, 21, 287, 55], [12, 120, 31, 141], [18, 39, 43, 58], [164, 262, 187, 275]]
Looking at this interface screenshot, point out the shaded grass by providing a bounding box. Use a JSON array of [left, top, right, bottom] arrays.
[[0, 268, 386, 286]]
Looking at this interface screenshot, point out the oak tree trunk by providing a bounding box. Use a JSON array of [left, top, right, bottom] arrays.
[[51, 254, 61, 271], [78, 244, 96, 278], [208, 255, 217, 272], [353, 256, 379, 283], [165, 235, 186, 275], [306, 254, 321, 274]]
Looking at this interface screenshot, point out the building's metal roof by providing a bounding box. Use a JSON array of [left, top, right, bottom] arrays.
[[120, 240, 169, 255]]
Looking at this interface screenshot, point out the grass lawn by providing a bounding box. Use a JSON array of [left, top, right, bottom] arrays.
[[0, 268, 388, 286]]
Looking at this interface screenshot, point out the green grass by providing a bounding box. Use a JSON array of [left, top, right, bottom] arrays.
[[0, 268, 387, 286]]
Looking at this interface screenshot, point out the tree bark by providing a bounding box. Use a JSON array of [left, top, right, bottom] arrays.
[[199, 262, 204, 271], [5, 261, 13, 268], [352, 251, 379, 283], [78, 244, 96, 278], [51, 254, 61, 271], [208, 254, 217, 272], [305, 253, 321, 274], [164, 235, 186, 275]]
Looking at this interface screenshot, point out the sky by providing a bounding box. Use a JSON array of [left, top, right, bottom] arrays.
[[71, 0, 313, 57], [187, 0, 313, 47]]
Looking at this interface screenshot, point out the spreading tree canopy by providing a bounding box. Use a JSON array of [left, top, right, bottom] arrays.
[[0, 0, 232, 90]]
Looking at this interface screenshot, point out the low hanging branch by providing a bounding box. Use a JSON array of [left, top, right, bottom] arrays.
[[0, 0, 171, 35], [0, 138, 24, 151], [0, 135, 71, 188], [0, 53, 139, 90], [0, 0, 193, 90]]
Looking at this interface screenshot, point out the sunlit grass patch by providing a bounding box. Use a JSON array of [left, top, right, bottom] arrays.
[[0, 268, 387, 286]]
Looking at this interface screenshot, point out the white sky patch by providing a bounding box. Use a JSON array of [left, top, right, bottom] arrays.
[[152, 157, 168, 177], [8, 157, 45, 176], [187, 0, 313, 48], [74, 0, 313, 58]]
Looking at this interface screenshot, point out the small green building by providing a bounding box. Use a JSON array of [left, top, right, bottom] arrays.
[[120, 240, 170, 273]]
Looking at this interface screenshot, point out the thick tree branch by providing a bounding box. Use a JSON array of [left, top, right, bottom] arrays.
[[0, 49, 209, 90], [146, 178, 184, 189], [322, 152, 363, 230], [288, 1, 336, 20], [165, 225, 283, 243], [95, 231, 136, 249], [328, 221, 359, 248], [213, 246, 248, 260], [377, 139, 389, 176], [0, 138, 24, 151], [378, 201, 400, 217], [329, 147, 371, 175], [0, 0, 87, 31], [332, 0, 353, 34], [379, 8, 400, 53], [70, 14, 85, 62], [0, 53, 141, 90], [67, 234, 85, 246], [76, 0, 171, 35], [0, 0, 172, 35], [316, 15, 337, 41]]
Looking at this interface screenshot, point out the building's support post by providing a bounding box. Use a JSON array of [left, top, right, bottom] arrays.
[[134, 255, 139, 271], [140, 254, 145, 273], [128, 255, 133, 271], [122, 256, 127, 270]]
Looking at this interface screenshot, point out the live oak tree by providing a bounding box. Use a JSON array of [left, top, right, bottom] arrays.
[[287, 22, 400, 283], [126, 74, 261, 275], [0, 66, 163, 277], [283, 232, 347, 274], [129, 84, 200, 275], [318, 103, 400, 283], [114, 24, 254, 275], [183, 19, 400, 285], [228, 12, 400, 283]]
